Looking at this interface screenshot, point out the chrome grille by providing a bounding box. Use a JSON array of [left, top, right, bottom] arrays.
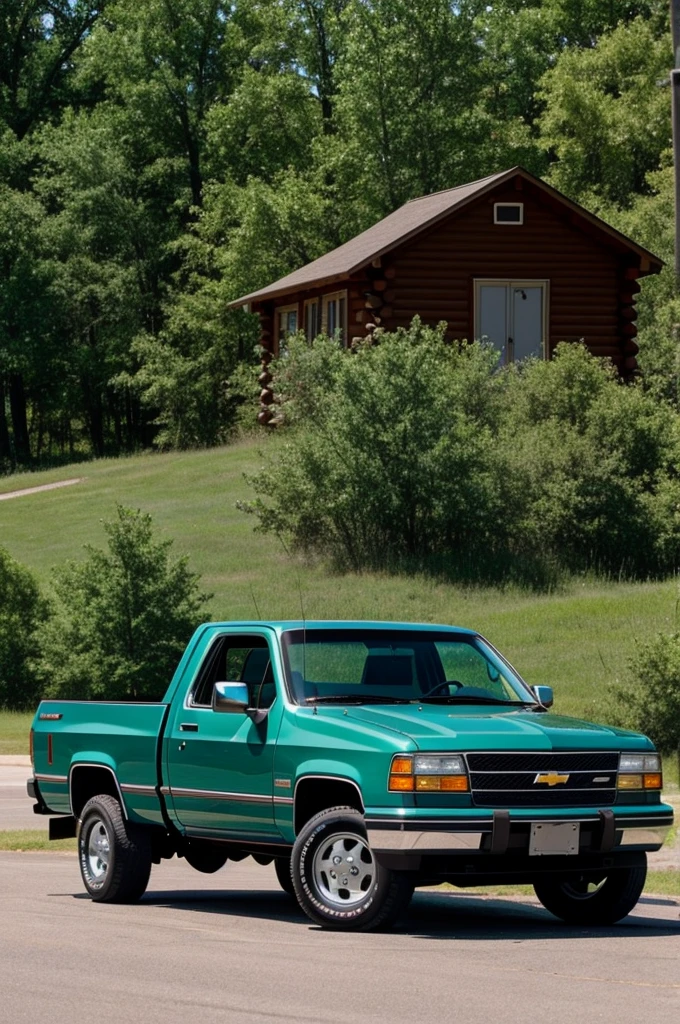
[[466, 751, 619, 809]]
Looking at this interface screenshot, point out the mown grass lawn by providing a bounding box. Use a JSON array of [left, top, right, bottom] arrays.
[[2, 438, 680, 757], [0, 712, 33, 755]]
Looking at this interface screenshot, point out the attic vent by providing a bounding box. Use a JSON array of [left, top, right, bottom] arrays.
[[494, 203, 523, 225]]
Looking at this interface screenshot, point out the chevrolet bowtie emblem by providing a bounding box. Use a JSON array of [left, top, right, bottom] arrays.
[[534, 772, 570, 786]]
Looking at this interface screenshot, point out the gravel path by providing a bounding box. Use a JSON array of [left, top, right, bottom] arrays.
[[0, 477, 83, 501]]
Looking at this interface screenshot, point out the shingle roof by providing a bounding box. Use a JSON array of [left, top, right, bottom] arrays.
[[229, 167, 662, 307]]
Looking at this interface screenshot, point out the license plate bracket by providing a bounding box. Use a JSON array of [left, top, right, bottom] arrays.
[[529, 822, 579, 856]]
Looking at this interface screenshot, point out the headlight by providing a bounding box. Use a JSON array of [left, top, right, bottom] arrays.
[[618, 753, 662, 790], [388, 753, 469, 793]]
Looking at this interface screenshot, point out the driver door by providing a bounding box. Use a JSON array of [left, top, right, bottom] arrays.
[[165, 632, 283, 838]]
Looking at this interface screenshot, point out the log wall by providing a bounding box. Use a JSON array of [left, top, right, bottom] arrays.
[[384, 181, 637, 371], [251, 178, 649, 379]]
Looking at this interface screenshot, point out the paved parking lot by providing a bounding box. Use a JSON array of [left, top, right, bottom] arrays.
[[1, 852, 679, 1024]]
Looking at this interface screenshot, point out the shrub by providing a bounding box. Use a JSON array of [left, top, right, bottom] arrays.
[[615, 631, 680, 776], [497, 345, 680, 576], [0, 548, 46, 710], [241, 320, 505, 575], [38, 506, 211, 701], [242, 328, 680, 585]]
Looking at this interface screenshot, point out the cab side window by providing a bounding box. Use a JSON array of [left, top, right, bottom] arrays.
[[191, 635, 277, 709]]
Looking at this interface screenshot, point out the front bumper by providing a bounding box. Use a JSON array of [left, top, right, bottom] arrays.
[[366, 808, 673, 857]]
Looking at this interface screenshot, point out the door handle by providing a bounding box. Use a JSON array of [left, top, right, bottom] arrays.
[[179, 722, 199, 732]]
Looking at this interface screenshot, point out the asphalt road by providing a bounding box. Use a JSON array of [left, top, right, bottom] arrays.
[[1, 852, 679, 1024], [0, 764, 41, 830]]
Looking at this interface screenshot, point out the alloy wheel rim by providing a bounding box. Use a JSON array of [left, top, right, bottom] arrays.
[[312, 832, 376, 909], [83, 818, 110, 887]]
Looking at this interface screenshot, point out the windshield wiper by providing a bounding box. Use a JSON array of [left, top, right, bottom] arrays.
[[304, 694, 413, 706], [417, 695, 537, 706]]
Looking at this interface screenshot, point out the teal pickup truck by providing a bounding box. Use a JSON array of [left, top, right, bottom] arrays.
[[28, 621, 673, 931]]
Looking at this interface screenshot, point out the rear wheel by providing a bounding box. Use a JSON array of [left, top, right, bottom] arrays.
[[78, 794, 152, 903], [291, 806, 413, 931], [533, 857, 647, 925]]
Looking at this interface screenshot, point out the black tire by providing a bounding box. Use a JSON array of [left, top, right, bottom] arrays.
[[183, 840, 229, 874], [291, 806, 414, 931], [78, 794, 152, 903], [274, 856, 296, 897], [533, 857, 647, 925]]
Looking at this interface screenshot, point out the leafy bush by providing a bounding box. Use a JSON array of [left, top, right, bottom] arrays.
[[242, 328, 680, 585], [0, 548, 46, 710], [613, 632, 680, 772], [241, 320, 508, 577], [39, 506, 211, 701], [496, 345, 680, 576]]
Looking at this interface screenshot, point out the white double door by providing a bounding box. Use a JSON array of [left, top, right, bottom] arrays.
[[476, 280, 547, 363]]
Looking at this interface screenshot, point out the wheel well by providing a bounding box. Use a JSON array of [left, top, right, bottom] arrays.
[[70, 766, 122, 818], [294, 777, 364, 834]]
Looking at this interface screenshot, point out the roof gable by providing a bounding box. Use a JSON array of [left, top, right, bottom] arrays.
[[230, 167, 662, 307]]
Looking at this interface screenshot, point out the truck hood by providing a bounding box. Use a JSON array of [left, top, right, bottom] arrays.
[[343, 704, 653, 752]]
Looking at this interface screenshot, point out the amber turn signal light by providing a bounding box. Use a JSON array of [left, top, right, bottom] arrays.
[[643, 772, 662, 789], [618, 774, 643, 790], [414, 775, 469, 792], [389, 774, 414, 791]]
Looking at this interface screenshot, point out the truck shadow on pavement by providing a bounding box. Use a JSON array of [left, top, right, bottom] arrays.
[[72, 887, 680, 939]]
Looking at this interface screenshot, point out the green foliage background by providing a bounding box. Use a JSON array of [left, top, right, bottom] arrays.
[[0, 1, 678, 468], [244, 329, 680, 584]]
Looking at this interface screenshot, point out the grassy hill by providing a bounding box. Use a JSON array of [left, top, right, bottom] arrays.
[[1, 437, 679, 736]]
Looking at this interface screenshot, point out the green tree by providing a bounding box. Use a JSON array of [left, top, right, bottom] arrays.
[[39, 506, 211, 700], [538, 17, 671, 207], [0, 546, 46, 710], [0, 1, 106, 140]]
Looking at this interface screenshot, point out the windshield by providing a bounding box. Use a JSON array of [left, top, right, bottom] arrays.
[[281, 629, 535, 706]]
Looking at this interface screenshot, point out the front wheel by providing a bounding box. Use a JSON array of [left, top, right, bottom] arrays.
[[291, 806, 413, 931], [78, 794, 152, 903], [533, 857, 647, 925]]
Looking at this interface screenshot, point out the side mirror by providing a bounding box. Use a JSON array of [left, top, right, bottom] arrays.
[[212, 682, 269, 724], [213, 682, 249, 713], [533, 685, 554, 708]]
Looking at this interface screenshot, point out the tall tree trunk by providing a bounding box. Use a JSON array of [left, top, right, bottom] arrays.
[[0, 377, 12, 464], [9, 373, 30, 462], [85, 389, 105, 457]]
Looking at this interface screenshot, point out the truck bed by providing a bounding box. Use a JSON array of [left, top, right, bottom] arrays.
[[32, 700, 168, 825]]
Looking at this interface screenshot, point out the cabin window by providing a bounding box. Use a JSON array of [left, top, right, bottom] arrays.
[[304, 299, 320, 341], [322, 291, 347, 344], [494, 203, 524, 225], [276, 304, 299, 346], [474, 279, 548, 364]]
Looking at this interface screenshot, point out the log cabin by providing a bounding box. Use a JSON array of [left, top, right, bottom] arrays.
[[228, 167, 663, 424]]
